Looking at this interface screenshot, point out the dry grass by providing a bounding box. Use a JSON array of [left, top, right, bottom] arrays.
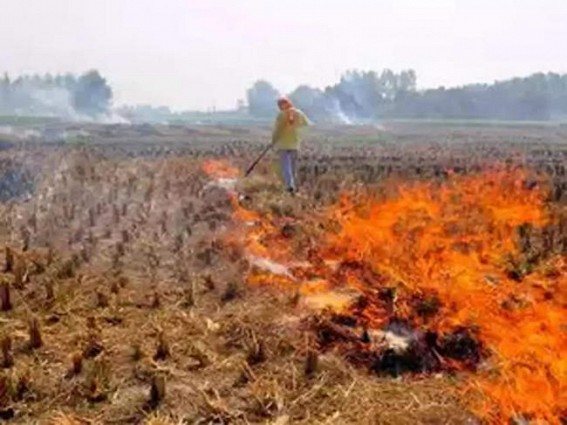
[[0, 144, 497, 424]]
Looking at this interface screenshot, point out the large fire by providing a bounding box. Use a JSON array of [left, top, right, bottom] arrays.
[[203, 160, 567, 424]]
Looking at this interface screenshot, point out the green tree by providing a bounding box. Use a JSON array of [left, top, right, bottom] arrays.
[[246, 80, 280, 117], [72, 70, 112, 117]]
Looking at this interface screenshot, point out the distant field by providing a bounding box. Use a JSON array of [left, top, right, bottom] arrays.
[[382, 117, 567, 128], [0, 115, 61, 126], [1, 118, 567, 155], [1, 113, 565, 129]]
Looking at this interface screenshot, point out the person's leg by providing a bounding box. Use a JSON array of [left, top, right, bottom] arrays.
[[285, 150, 297, 192], [290, 150, 298, 191], [279, 150, 294, 191]]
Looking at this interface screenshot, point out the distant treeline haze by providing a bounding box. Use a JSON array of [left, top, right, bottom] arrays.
[[1, 68, 566, 123], [247, 71, 567, 123], [0, 70, 112, 119]]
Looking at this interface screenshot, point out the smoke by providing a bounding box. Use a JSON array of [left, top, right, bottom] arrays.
[[247, 255, 296, 280], [28, 86, 77, 119], [0, 126, 41, 141], [249, 69, 418, 125], [28, 87, 124, 123], [97, 112, 130, 124], [0, 70, 117, 123], [323, 95, 354, 125]]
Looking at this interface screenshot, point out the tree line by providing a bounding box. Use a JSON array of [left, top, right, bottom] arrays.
[[0, 70, 112, 119], [2, 68, 566, 124], [246, 71, 567, 123]]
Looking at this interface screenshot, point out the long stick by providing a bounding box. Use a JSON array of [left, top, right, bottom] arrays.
[[244, 143, 274, 177]]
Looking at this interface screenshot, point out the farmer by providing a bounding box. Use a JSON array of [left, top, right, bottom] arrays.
[[271, 97, 310, 194]]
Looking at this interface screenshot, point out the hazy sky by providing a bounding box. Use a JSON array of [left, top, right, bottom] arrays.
[[1, 0, 566, 110]]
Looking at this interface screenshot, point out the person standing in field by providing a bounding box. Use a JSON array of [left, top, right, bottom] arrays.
[[271, 97, 311, 194]]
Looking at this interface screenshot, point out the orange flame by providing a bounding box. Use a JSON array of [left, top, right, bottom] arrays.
[[201, 159, 240, 179], [322, 170, 565, 424], [227, 165, 566, 424]]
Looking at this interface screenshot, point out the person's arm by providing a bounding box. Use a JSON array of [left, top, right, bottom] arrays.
[[297, 109, 312, 127], [271, 111, 285, 144]]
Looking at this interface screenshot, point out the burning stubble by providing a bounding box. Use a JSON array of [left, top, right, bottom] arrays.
[[220, 164, 566, 425]]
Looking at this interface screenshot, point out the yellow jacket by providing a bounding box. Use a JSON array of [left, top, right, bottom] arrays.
[[271, 108, 310, 150]]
